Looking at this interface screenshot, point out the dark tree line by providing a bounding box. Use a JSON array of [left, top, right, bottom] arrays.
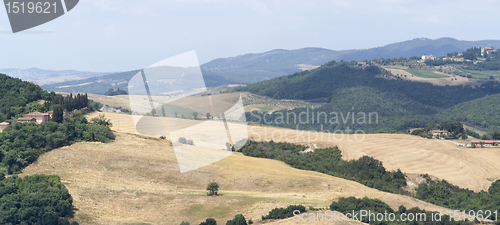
[[51, 93, 89, 112], [240, 141, 407, 193]]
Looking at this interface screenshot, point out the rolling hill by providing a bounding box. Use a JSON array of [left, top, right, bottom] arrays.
[[239, 61, 500, 132], [20, 112, 479, 224]]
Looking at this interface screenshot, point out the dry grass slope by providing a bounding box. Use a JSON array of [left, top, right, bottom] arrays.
[[18, 113, 463, 224]]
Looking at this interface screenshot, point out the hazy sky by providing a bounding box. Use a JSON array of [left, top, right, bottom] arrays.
[[0, 0, 499, 72]]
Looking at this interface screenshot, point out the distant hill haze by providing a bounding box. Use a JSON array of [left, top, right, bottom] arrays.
[[40, 37, 500, 94], [0, 68, 109, 86]]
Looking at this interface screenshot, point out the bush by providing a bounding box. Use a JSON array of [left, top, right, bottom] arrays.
[[262, 205, 306, 220], [226, 214, 247, 225], [199, 218, 216, 225], [160, 136, 166, 140]]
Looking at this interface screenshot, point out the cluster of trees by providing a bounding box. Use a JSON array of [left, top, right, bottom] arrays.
[[104, 88, 128, 96], [241, 141, 407, 193], [415, 176, 500, 222], [463, 47, 482, 60], [424, 58, 465, 66], [0, 174, 78, 225], [51, 93, 90, 112], [466, 52, 500, 71], [0, 111, 115, 174], [261, 205, 306, 220], [330, 196, 473, 225], [410, 121, 479, 139], [197, 214, 249, 225], [479, 131, 500, 140]]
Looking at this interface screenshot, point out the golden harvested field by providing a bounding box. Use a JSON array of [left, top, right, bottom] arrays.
[[21, 132, 456, 225], [17, 112, 470, 225], [89, 112, 500, 192]]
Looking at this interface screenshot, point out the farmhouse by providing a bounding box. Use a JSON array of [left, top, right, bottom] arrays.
[[17, 112, 51, 124], [429, 130, 449, 137], [471, 140, 500, 147], [17, 117, 37, 123], [481, 47, 493, 56], [421, 54, 435, 60]]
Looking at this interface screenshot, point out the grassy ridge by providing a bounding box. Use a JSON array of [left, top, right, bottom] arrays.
[[404, 69, 448, 78]]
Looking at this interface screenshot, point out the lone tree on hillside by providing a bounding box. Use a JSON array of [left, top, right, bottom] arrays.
[[206, 182, 219, 196], [192, 112, 198, 119]]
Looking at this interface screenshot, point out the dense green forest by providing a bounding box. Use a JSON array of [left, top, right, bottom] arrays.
[[0, 174, 77, 225], [0, 74, 50, 122], [0, 73, 94, 122], [0, 111, 114, 174], [240, 61, 500, 132], [240, 141, 407, 193], [330, 197, 473, 225]]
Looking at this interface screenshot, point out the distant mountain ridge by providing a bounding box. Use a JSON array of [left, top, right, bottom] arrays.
[[0, 68, 109, 85], [41, 37, 500, 94], [202, 37, 500, 84]]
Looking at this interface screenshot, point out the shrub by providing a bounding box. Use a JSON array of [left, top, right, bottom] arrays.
[[262, 205, 306, 220], [226, 214, 247, 225], [199, 218, 216, 225]]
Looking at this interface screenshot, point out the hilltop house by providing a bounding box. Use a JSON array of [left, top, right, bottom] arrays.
[[17, 112, 51, 124], [421, 54, 435, 60], [429, 130, 449, 137], [481, 47, 493, 56]]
